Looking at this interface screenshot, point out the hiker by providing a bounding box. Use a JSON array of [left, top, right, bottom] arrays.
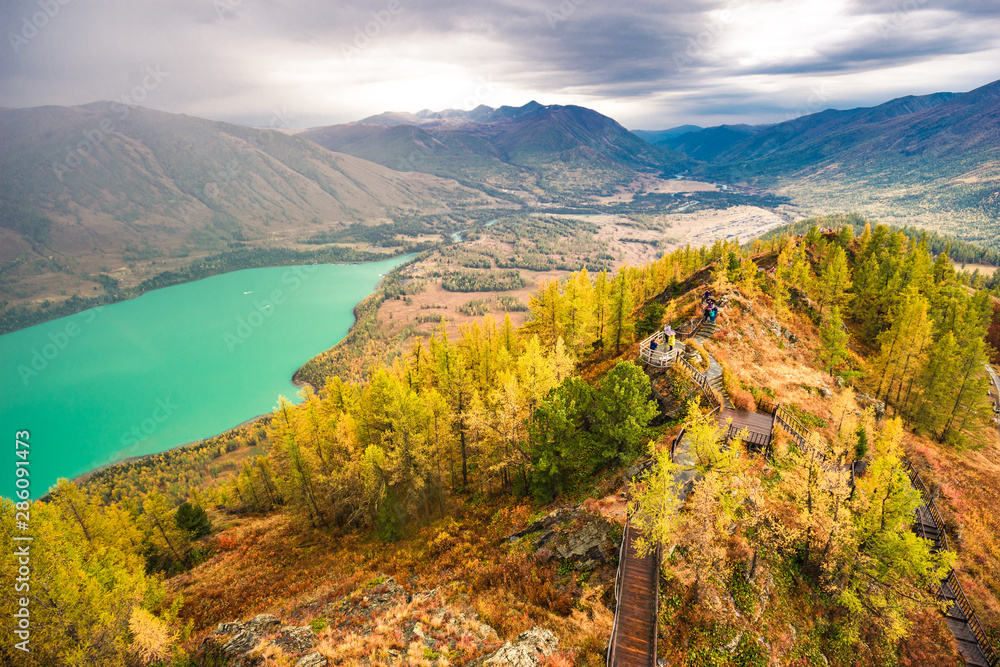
[[664, 325, 676, 350], [650, 338, 658, 351], [709, 305, 718, 323]]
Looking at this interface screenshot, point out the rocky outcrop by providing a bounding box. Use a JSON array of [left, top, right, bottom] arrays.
[[321, 575, 408, 633], [470, 627, 559, 667], [311, 576, 500, 663], [856, 392, 886, 419], [273, 625, 318, 653], [295, 652, 328, 667], [197, 613, 320, 667], [507, 504, 619, 569]]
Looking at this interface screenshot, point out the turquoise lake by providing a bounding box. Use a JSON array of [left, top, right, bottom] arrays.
[[1, 256, 408, 499]]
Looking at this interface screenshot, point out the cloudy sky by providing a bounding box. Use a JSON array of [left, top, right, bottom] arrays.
[[1, 0, 998, 130]]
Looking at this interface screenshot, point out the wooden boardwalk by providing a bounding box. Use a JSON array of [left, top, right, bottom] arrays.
[[607, 521, 660, 667], [907, 466, 998, 667], [629, 301, 998, 666], [717, 407, 774, 433], [718, 406, 774, 452]]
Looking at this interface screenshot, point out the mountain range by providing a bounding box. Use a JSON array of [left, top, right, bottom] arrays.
[[299, 101, 688, 200], [652, 81, 1000, 236], [2, 78, 999, 324], [0, 103, 497, 315]]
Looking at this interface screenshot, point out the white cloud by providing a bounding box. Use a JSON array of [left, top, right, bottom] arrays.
[[0, 0, 996, 129]]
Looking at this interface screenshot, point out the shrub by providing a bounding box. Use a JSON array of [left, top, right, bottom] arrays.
[[496, 295, 529, 312], [722, 367, 755, 412], [457, 298, 490, 317], [688, 340, 711, 371], [175, 502, 212, 538]]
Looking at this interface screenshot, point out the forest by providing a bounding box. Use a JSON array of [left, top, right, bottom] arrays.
[[2, 215, 998, 665]]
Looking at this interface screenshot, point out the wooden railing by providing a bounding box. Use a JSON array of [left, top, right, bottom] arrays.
[[757, 398, 779, 416], [678, 318, 703, 340], [606, 510, 662, 667], [903, 461, 951, 553], [638, 331, 681, 369], [904, 461, 998, 666], [676, 355, 721, 409], [940, 570, 999, 667], [606, 511, 632, 666], [774, 405, 811, 447], [651, 541, 662, 667], [728, 424, 771, 452]]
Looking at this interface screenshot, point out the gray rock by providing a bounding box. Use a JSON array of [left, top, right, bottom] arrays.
[[295, 652, 328, 667], [554, 520, 613, 568], [819, 387, 832, 398], [479, 627, 558, 667], [274, 625, 317, 653], [856, 392, 886, 419], [508, 504, 617, 568], [247, 614, 281, 633], [834, 376, 844, 388], [216, 621, 242, 635], [222, 628, 265, 656]]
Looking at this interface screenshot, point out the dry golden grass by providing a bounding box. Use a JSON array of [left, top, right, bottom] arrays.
[[169, 498, 614, 662]]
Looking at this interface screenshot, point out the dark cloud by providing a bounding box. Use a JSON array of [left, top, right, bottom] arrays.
[[0, 0, 997, 129]]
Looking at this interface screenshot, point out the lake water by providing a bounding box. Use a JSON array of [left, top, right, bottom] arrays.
[[1, 257, 408, 499]]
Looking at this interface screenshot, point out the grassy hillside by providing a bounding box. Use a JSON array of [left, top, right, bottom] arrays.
[[672, 81, 1000, 244], [0, 103, 496, 323]]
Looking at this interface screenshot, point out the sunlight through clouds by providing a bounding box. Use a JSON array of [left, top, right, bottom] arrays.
[[0, 0, 996, 128]]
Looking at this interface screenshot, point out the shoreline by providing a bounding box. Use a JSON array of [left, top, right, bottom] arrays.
[[64, 251, 422, 495], [69, 411, 272, 491], [0, 244, 426, 337]]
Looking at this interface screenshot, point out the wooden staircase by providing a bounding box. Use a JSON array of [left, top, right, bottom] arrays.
[[607, 516, 661, 667], [905, 462, 998, 667], [626, 291, 998, 666]]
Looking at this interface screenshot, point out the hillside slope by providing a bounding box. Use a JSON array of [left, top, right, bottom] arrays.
[[300, 101, 689, 200], [0, 103, 493, 313], [670, 82, 1000, 240]]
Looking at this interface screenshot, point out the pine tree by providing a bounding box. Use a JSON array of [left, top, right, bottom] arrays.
[[835, 417, 953, 643], [911, 332, 958, 436], [175, 502, 211, 538], [527, 278, 564, 349], [607, 271, 634, 354], [819, 307, 849, 377], [818, 246, 852, 316], [870, 290, 932, 406], [142, 491, 191, 567], [592, 270, 610, 349], [563, 268, 594, 350], [590, 361, 657, 463]]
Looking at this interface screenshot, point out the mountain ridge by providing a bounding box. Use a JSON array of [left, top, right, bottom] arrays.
[[300, 101, 689, 199], [0, 102, 494, 314]]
